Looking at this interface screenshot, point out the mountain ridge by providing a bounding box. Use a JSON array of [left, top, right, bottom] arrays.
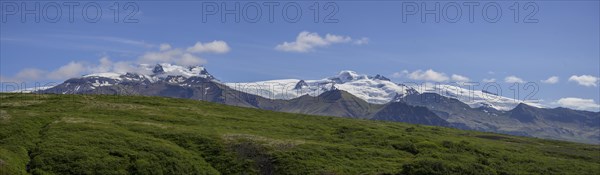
[[36, 63, 600, 144]]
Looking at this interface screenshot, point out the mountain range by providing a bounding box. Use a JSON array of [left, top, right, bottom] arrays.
[[37, 63, 600, 144]]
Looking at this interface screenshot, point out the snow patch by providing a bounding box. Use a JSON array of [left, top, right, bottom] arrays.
[[225, 72, 410, 104], [83, 73, 123, 80], [412, 84, 544, 110]]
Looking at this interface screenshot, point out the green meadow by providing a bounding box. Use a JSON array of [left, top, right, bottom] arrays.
[[1, 94, 598, 175]]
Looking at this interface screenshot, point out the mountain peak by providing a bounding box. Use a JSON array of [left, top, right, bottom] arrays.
[[152, 64, 165, 74], [294, 80, 308, 90], [79, 63, 215, 86], [152, 63, 209, 78], [508, 103, 540, 123], [330, 70, 366, 83], [318, 89, 357, 102], [371, 74, 391, 81], [329, 71, 394, 83], [513, 103, 534, 109]]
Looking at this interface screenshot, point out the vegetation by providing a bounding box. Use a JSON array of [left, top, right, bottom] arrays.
[[0, 93, 599, 175]]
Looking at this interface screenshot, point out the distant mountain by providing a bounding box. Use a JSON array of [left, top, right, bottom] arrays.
[[225, 70, 412, 104], [506, 103, 600, 143], [412, 84, 544, 111], [372, 102, 450, 126], [397, 92, 600, 143], [37, 63, 600, 143], [273, 90, 382, 119], [43, 64, 216, 95], [9, 85, 54, 93], [41, 63, 269, 109], [40, 64, 448, 127], [226, 71, 544, 111]]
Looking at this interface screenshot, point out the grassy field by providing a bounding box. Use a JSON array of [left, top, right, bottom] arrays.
[[0, 93, 599, 175]]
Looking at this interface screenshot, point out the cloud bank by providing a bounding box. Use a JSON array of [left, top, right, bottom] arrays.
[[275, 31, 367, 52], [2, 40, 231, 82], [393, 70, 475, 83], [556, 98, 600, 111], [568, 75, 598, 87], [541, 76, 559, 84], [504, 76, 525, 84], [403, 69, 449, 82]]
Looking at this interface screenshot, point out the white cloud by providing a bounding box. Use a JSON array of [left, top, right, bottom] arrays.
[[406, 69, 449, 82], [4, 63, 87, 82], [504, 76, 525, 83], [187, 40, 230, 54], [90, 56, 113, 73], [393, 70, 470, 83], [127, 40, 230, 71], [275, 31, 365, 52], [482, 78, 496, 83], [353, 37, 369, 45], [7, 59, 116, 82], [47, 62, 86, 79], [139, 42, 214, 66], [568, 75, 598, 87], [556, 98, 600, 111], [4, 40, 229, 82], [85, 57, 150, 75], [451, 74, 470, 83], [541, 76, 559, 84], [391, 70, 409, 78], [324, 33, 352, 43], [177, 53, 206, 66], [138, 49, 206, 66], [15, 68, 46, 80], [139, 49, 185, 64], [111, 61, 151, 75], [159, 43, 172, 51], [111, 61, 134, 74], [4, 58, 144, 83]]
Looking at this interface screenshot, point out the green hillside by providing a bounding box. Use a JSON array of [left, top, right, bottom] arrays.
[[0, 93, 599, 175]]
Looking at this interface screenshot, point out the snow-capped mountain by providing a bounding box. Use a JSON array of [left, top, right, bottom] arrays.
[[83, 63, 215, 83], [409, 84, 545, 111], [44, 63, 216, 94], [226, 70, 542, 111], [25, 65, 544, 111], [34, 63, 599, 143], [225, 71, 412, 104]]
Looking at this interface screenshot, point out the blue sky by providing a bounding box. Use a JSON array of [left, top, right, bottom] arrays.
[[1, 1, 599, 110]]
